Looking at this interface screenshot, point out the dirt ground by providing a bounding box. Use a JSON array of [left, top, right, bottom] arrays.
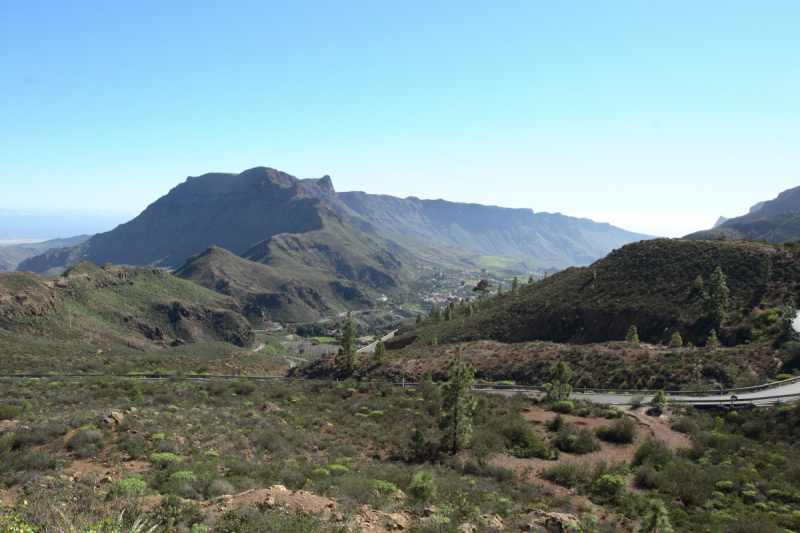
[[488, 405, 690, 532]]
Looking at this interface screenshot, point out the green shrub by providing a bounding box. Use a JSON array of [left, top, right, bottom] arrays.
[[596, 417, 637, 444], [632, 438, 672, 468], [552, 423, 601, 454], [408, 471, 437, 503], [551, 401, 574, 414], [69, 428, 106, 459], [496, 414, 550, 459], [107, 477, 148, 499], [329, 464, 349, 475], [0, 405, 22, 421], [150, 452, 182, 467], [546, 415, 564, 432], [592, 474, 626, 500]]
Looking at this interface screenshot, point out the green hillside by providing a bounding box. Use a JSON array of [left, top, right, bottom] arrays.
[[0, 245, 39, 273], [0, 262, 254, 350], [395, 238, 799, 348]]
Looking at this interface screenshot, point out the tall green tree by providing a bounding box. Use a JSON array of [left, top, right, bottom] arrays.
[[641, 499, 674, 533], [373, 341, 387, 364], [668, 332, 683, 348], [439, 345, 477, 454], [473, 279, 493, 296], [467, 304, 474, 317], [625, 325, 639, 343], [528, 275, 534, 284], [415, 314, 422, 325], [547, 360, 572, 402], [781, 299, 797, 337], [511, 277, 519, 295], [706, 329, 720, 348], [443, 306, 452, 321], [429, 305, 441, 322], [338, 311, 358, 371], [699, 267, 730, 324], [497, 284, 504, 296], [761, 255, 772, 287]]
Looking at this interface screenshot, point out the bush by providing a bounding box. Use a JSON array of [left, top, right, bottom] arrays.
[[496, 415, 550, 459], [546, 415, 564, 432], [551, 401, 574, 414], [150, 452, 182, 467], [107, 477, 148, 499], [69, 429, 106, 459], [0, 405, 22, 421], [592, 474, 626, 500], [552, 423, 601, 455], [632, 438, 672, 468], [408, 471, 437, 503], [596, 417, 637, 444]]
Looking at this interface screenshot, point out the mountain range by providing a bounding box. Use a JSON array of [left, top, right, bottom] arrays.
[[686, 185, 800, 242], [15, 167, 650, 323]]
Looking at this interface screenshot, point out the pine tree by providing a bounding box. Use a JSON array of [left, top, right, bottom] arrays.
[[431, 337, 438, 347], [443, 306, 452, 321], [641, 499, 674, 533], [373, 341, 387, 364], [528, 275, 534, 284], [467, 304, 474, 317], [694, 275, 703, 291], [497, 284, 504, 296], [591, 268, 597, 280], [651, 390, 667, 414], [781, 300, 797, 337], [706, 329, 720, 348], [699, 267, 730, 324], [429, 306, 441, 322], [422, 370, 433, 383], [547, 360, 572, 402], [416, 314, 422, 325], [473, 279, 492, 296], [625, 325, 639, 343], [761, 256, 772, 287], [338, 311, 358, 371], [439, 346, 477, 453], [668, 332, 683, 348], [511, 277, 519, 295]]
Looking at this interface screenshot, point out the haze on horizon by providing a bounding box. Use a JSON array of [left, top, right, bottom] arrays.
[[1, 1, 798, 239]]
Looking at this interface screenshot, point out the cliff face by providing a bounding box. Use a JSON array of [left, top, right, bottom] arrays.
[[333, 193, 651, 268], [20, 168, 328, 272], [19, 166, 651, 274]]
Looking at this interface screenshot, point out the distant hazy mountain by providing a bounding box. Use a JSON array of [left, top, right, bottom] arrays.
[[298, 176, 651, 269], [19, 167, 650, 276], [0, 235, 92, 273], [713, 216, 729, 228], [686, 185, 800, 242]]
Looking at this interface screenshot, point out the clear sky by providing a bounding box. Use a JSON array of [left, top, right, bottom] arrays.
[[1, 1, 798, 238]]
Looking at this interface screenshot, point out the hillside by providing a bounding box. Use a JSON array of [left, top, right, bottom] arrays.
[[0, 245, 39, 273], [295, 339, 784, 390], [392, 238, 799, 348], [686, 184, 800, 242], [0, 262, 253, 349], [299, 177, 651, 269], [19, 166, 651, 275]]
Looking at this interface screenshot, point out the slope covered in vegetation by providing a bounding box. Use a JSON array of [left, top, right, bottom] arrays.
[[0, 262, 254, 350], [397, 238, 798, 348]]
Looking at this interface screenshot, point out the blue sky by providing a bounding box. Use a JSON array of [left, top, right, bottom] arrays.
[[1, 1, 798, 238]]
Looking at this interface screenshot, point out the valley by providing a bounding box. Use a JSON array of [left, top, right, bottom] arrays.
[[3, 171, 800, 533]]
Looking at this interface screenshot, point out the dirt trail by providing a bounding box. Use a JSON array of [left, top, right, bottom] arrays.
[[489, 406, 690, 531]]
